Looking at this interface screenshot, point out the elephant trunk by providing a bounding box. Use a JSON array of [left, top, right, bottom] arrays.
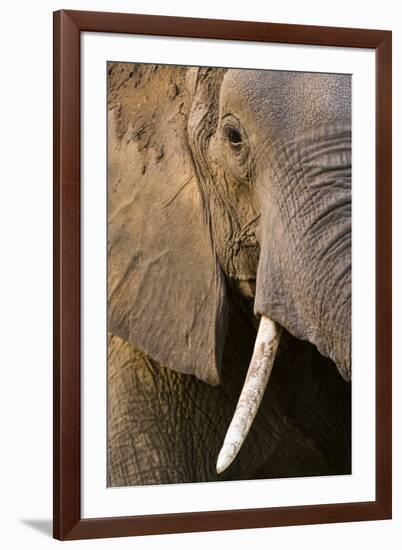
[[255, 122, 351, 380]]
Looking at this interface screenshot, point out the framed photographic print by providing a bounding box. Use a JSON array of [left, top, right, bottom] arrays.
[[53, 10, 392, 540]]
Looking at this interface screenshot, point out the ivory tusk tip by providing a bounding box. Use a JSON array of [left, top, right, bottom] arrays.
[[216, 445, 236, 474]]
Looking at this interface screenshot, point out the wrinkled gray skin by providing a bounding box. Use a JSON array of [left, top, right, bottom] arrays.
[[108, 64, 351, 486]]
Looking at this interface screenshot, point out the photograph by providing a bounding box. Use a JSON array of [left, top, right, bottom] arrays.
[[107, 62, 352, 487], [1, 1, 395, 546]]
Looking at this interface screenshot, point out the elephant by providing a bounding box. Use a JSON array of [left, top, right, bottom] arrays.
[[107, 63, 351, 486]]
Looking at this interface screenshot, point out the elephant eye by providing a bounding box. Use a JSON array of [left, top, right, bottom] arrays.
[[224, 125, 243, 150]]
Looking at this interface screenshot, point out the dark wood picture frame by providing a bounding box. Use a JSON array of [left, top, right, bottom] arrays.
[[53, 9, 392, 541]]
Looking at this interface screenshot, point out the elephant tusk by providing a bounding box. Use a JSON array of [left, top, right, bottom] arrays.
[[216, 316, 280, 474]]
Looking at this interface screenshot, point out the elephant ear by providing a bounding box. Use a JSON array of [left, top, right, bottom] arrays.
[[107, 63, 227, 386]]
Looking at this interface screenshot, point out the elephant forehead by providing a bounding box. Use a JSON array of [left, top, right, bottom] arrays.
[[220, 69, 351, 141]]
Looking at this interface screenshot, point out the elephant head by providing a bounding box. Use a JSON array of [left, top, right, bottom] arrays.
[[108, 64, 351, 475]]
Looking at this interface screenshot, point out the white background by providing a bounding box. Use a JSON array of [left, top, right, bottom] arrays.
[[82, 33, 375, 518], [0, 0, 400, 548]]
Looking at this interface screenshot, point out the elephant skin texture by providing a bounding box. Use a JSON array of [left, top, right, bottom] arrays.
[[107, 63, 351, 487]]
